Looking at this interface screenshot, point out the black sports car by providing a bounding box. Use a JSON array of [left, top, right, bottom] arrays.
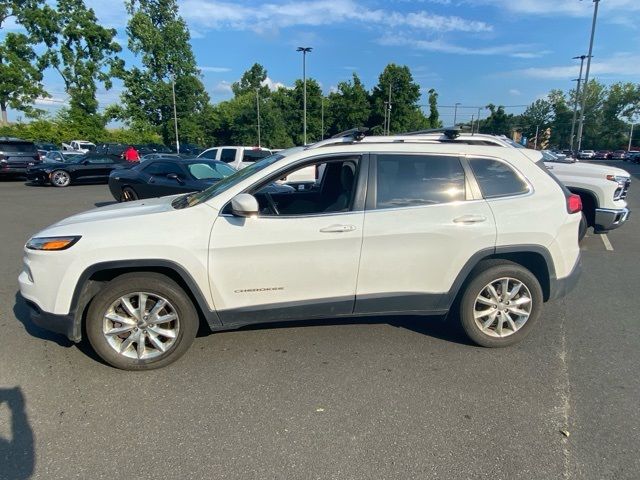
[[26, 153, 131, 187], [108, 157, 236, 201]]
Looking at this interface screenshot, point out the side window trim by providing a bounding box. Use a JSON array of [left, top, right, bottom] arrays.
[[466, 155, 533, 199], [367, 152, 468, 211]]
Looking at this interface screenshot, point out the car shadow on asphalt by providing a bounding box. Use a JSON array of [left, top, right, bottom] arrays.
[[0, 387, 35, 480], [227, 314, 475, 346], [13, 292, 73, 348]]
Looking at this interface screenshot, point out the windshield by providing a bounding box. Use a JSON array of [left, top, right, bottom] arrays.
[[187, 162, 236, 180], [541, 150, 575, 163], [173, 153, 285, 209]]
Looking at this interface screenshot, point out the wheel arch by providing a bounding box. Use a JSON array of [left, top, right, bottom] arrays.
[[71, 260, 221, 341], [444, 246, 556, 310], [567, 187, 598, 226]]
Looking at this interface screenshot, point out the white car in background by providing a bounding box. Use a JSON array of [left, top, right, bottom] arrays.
[[198, 146, 272, 170], [62, 140, 96, 153]]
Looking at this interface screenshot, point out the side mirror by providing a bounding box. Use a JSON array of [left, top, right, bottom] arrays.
[[231, 193, 259, 217], [167, 172, 184, 184]]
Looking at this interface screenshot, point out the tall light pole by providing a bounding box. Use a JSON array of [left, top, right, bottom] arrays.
[[256, 88, 261, 147], [453, 102, 461, 126], [170, 73, 180, 154], [296, 47, 312, 145], [629, 123, 635, 151], [320, 96, 324, 140], [475, 106, 483, 134], [569, 55, 587, 151], [576, 0, 600, 152], [386, 81, 393, 135]]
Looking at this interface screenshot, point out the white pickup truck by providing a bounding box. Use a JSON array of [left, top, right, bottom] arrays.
[[62, 140, 96, 153]]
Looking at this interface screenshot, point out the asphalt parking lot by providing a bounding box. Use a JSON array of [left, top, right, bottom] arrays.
[[1, 161, 639, 480]]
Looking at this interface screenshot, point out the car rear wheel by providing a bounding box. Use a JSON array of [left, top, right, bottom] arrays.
[[121, 186, 138, 202], [459, 261, 542, 347], [50, 170, 71, 187], [86, 273, 198, 370]]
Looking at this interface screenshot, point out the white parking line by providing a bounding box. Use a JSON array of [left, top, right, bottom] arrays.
[[601, 234, 614, 251]]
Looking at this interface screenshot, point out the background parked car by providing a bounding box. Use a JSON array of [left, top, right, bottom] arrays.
[[62, 140, 96, 153], [0, 137, 40, 178], [578, 150, 596, 159], [108, 157, 236, 201], [198, 145, 272, 170], [43, 150, 85, 163], [140, 153, 191, 161], [35, 142, 58, 160], [611, 150, 626, 160], [594, 150, 612, 159], [27, 153, 130, 187], [95, 143, 127, 157]]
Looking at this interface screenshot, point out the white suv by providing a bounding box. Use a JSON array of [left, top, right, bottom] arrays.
[[19, 132, 582, 369], [198, 146, 272, 170]]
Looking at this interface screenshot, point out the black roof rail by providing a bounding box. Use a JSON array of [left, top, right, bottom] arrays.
[[398, 126, 461, 139], [330, 127, 369, 141]]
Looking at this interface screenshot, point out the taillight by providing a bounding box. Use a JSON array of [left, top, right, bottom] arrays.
[[567, 194, 582, 214]]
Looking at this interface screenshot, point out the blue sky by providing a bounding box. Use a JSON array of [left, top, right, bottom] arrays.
[[4, 0, 640, 124]]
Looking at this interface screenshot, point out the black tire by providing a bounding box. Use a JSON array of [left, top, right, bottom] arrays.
[[86, 272, 198, 370], [459, 260, 543, 348], [578, 212, 588, 242], [120, 186, 139, 202], [50, 169, 71, 187]]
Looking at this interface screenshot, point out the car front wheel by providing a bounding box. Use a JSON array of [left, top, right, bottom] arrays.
[[86, 273, 198, 370], [459, 261, 543, 347], [50, 170, 71, 187], [121, 186, 139, 202]]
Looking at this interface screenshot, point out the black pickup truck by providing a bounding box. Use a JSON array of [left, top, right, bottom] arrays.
[[0, 137, 41, 178]]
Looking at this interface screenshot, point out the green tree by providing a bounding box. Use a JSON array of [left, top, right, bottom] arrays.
[[598, 82, 640, 149], [547, 90, 573, 148], [370, 64, 429, 134], [479, 104, 514, 136], [326, 73, 371, 136], [232, 63, 270, 97], [0, 1, 56, 123], [45, 0, 121, 122], [121, 0, 210, 146], [518, 99, 553, 145], [427, 88, 440, 128]]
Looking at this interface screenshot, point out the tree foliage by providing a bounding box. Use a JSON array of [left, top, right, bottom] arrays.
[[120, 0, 210, 146]]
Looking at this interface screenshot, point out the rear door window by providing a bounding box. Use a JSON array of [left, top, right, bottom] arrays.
[[469, 158, 530, 198], [200, 149, 218, 160], [242, 149, 271, 163], [0, 142, 37, 153], [375, 154, 466, 209], [220, 149, 236, 163]]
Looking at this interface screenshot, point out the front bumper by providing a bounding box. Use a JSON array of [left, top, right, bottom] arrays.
[[548, 254, 582, 301], [22, 296, 81, 342], [594, 207, 630, 233]]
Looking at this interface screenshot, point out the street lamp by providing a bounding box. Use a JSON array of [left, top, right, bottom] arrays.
[[296, 47, 312, 145], [256, 87, 261, 147], [169, 72, 180, 154], [569, 55, 588, 151], [576, 0, 601, 151], [629, 123, 635, 151], [453, 102, 461, 126]]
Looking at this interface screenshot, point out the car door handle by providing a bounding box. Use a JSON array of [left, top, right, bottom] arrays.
[[320, 224, 357, 233], [453, 215, 487, 224]]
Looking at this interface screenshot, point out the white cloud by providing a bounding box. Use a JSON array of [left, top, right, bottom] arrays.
[[199, 66, 232, 72], [180, 0, 492, 33], [261, 77, 287, 91], [468, 0, 640, 17], [378, 34, 535, 57], [515, 54, 640, 79], [509, 89, 521, 96], [211, 80, 233, 94]]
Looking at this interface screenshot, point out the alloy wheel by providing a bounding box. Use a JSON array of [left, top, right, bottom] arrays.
[[51, 170, 70, 187], [102, 292, 180, 360], [473, 277, 532, 338]]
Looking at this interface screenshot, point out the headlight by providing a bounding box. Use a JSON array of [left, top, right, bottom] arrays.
[[606, 174, 628, 184], [26, 236, 81, 251]]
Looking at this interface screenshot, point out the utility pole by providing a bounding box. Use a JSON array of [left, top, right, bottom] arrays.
[[576, 0, 600, 152], [256, 88, 261, 147], [569, 55, 587, 151], [386, 81, 393, 135], [170, 73, 180, 154], [453, 102, 461, 126], [296, 47, 312, 145], [534, 124, 540, 150], [629, 123, 635, 151], [321, 96, 324, 140], [475, 107, 482, 135]]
